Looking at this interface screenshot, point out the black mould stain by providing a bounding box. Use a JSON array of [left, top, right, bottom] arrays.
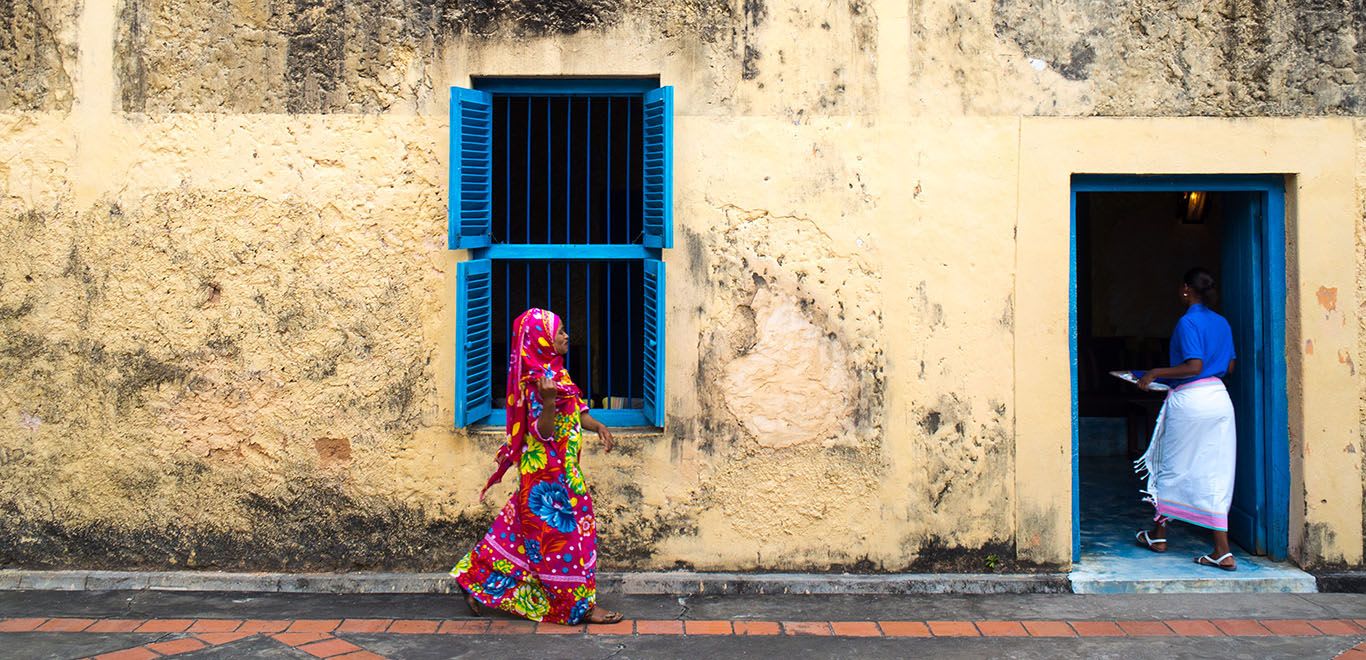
[[285, 0, 348, 115], [594, 504, 698, 567], [1056, 38, 1094, 81], [741, 0, 766, 80], [908, 536, 1059, 573], [113, 348, 190, 407], [0, 475, 496, 571], [115, 0, 147, 113], [920, 411, 942, 435], [0, 0, 74, 112]]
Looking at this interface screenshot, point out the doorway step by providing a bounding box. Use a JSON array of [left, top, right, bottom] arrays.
[[1071, 457, 1315, 594]]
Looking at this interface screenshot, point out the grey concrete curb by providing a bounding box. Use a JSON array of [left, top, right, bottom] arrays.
[[0, 570, 1070, 595]]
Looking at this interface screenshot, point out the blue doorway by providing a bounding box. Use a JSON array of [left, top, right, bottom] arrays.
[[1069, 176, 1294, 590]]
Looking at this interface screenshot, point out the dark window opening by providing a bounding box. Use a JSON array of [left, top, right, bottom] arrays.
[[491, 96, 645, 246], [491, 260, 644, 410]]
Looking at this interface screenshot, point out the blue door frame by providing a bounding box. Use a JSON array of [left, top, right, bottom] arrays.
[[1069, 174, 1290, 563]]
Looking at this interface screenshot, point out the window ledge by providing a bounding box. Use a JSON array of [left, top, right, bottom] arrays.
[[469, 425, 662, 439]]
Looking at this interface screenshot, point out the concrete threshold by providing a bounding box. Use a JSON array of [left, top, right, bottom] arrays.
[[0, 570, 1070, 595]]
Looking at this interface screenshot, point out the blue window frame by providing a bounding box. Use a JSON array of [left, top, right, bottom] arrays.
[[451, 79, 672, 428]]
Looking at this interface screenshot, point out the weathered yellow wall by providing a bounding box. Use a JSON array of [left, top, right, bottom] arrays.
[[1, 0, 1363, 571]]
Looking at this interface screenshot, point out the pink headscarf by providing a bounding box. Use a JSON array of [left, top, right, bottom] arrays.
[[480, 308, 585, 500]]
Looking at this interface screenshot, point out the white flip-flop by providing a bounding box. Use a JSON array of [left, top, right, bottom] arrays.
[[1135, 530, 1167, 552], [1195, 552, 1237, 571]]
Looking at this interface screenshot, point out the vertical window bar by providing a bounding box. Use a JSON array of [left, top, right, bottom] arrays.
[[504, 99, 511, 388], [525, 98, 532, 304], [606, 99, 613, 406], [540, 97, 546, 244], [585, 261, 592, 405], [627, 260, 633, 405], [545, 97, 551, 308], [584, 98, 592, 400], [626, 98, 632, 243]]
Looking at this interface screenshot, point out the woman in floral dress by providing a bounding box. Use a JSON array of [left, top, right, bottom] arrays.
[[451, 308, 623, 625]]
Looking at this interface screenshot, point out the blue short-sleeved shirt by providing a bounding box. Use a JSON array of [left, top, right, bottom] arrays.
[[1161, 304, 1237, 387]]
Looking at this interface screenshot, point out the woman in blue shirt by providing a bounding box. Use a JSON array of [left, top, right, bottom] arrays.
[[1132, 268, 1240, 570]]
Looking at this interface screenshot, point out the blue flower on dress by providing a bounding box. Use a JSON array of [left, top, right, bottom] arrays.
[[525, 539, 543, 564], [569, 598, 593, 625], [528, 481, 577, 533], [482, 573, 516, 599]]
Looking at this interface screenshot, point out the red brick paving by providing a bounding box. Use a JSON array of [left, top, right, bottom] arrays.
[[1261, 619, 1322, 636], [485, 620, 536, 634], [0, 618, 48, 632], [196, 631, 255, 645], [636, 619, 685, 635], [928, 621, 980, 637], [1071, 621, 1125, 637], [298, 637, 364, 658], [134, 619, 194, 633], [386, 620, 440, 634], [437, 620, 489, 634], [187, 618, 243, 632], [146, 637, 209, 655], [239, 619, 293, 633], [1313, 620, 1365, 635], [684, 620, 734, 635], [536, 623, 586, 634], [828, 621, 881, 637], [782, 621, 833, 636], [1165, 620, 1222, 636], [976, 621, 1028, 637], [733, 621, 782, 636], [879, 621, 932, 637], [85, 619, 146, 633], [92, 648, 159, 660], [35, 618, 95, 632], [338, 619, 394, 633], [3, 614, 1364, 644], [590, 620, 636, 635], [289, 619, 342, 633], [1021, 621, 1076, 637], [1213, 619, 1272, 636], [1117, 621, 1174, 636]]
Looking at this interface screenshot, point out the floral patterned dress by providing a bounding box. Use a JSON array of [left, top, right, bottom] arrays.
[[452, 309, 597, 625]]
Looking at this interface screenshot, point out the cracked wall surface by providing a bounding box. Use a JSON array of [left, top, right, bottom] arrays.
[[0, 0, 1363, 572], [0, 0, 77, 111]]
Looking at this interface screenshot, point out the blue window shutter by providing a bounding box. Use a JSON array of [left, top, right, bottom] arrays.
[[449, 87, 493, 250], [642, 258, 666, 427], [455, 258, 493, 426], [641, 86, 674, 249]]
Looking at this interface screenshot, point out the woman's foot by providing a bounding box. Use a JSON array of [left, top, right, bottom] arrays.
[[1135, 529, 1167, 553], [461, 588, 485, 617], [585, 606, 623, 625], [1195, 552, 1237, 571]]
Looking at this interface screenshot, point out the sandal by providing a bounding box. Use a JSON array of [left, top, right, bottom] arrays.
[[585, 606, 624, 625], [1135, 530, 1167, 552], [1195, 552, 1237, 571]]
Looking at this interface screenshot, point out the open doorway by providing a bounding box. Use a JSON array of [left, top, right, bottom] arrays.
[[1070, 176, 1298, 590]]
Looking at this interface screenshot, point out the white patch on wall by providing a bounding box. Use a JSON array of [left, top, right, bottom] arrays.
[[721, 287, 855, 448], [18, 412, 41, 431]]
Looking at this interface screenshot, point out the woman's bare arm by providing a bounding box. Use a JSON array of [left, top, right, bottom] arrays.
[[1138, 358, 1203, 389], [580, 412, 616, 453]]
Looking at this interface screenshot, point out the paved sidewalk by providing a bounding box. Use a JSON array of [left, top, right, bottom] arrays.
[[2, 590, 1363, 659]]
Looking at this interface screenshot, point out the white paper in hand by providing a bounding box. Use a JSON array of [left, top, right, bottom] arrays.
[[1109, 370, 1171, 391]]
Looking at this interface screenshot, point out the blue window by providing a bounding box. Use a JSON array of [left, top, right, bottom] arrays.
[[451, 79, 672, 428]]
